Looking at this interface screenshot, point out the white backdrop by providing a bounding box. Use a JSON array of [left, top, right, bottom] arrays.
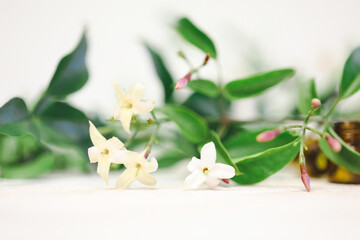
[[1, 0, 360, 119]]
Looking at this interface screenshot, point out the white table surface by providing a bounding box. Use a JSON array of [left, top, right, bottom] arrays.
[[1, 164, 359, 240]]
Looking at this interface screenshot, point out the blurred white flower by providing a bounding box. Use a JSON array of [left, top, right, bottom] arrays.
[[116, 149, 158, 189], [184, 142, 235, 189], [88, 121, 131, 185], [113, 82, 155, 133]]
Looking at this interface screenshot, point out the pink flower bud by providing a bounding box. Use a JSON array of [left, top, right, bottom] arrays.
[[175, 72, 192, 90], [221, 179, 230, 184], [144, 149, 150, 159], [325, 135, 342, 152], [311, 98, 321, 109], [203, 53, 210, 65], [256, 129, 281, 142], [300, 163, 311, 192]]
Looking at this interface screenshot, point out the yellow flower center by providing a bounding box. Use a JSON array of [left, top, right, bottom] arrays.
[[101, 149, 109, 155], [124, 103, 133, 108], [203, 167, 209, 175]]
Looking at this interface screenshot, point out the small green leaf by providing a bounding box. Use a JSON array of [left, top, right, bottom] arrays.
[[0, 98, 29, 125], [209, 131, 241, 175], [232, 138, 300, 185], [176, 17, 217, 59], [46, 32, 88, 98], [38, 102, 89, 142], [187, 79, 219, 97], [155, 105, 208, 143], [340, 47, 360, 99], [224, 128, 297, 158], [223, 69, 295, 100], [1, 152, 56, 178], [0, 98, 37, 137], [144, 44, 174, 102], [319, 125, 360, 173], [297, 79, 321, 115]]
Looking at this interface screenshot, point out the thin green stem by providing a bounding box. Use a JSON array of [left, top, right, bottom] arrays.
[[146, 124, 160, 151], [124, 129, 140, 148], [280, 125, 303, 131], [299, 141, 305, 165], [305, 126, 326, 138], [146, 111, 161, 151], [298, 106, 317, 165], [325, 98, 341, 118]]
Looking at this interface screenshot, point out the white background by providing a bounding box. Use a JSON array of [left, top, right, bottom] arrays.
[[1, 2, 360, 239], [1, 0, 360, 119]]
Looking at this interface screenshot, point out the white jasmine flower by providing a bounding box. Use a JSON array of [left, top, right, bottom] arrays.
[[184, 142, 235, 189], [116, 149, 158, 189], [88, 121, 130, 185], [113, 82, 155, 133]]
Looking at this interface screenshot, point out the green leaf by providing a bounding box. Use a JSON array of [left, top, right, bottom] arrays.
[[232, 138, 300, 185], [157, 149, 188, 168], [209, 131, 241, 175], [187, 79, 219, 97], [319, 125, 360, 173], [155, 105, 208, 143], [144, 44, 174, 102], [223, 69, 295, 100], [46, 32, 88, 98], [340, 47, 360, 99], [224, 128, 297, 158], [0, 98, 37, 137], [1, 152, 56, 178], [176, 17, 217, 59], [38, 102, 89, 142], [183, 93, 229, 117], [297, 79, 321, 115]]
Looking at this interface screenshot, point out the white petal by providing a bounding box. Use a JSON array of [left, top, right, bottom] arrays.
[[114, 102, 123, 120], [133, 100, 155, 114], [200, 142, 216, 166], [113, 81, 127, 101], [97, 158, 111, 185], [119, 108, 133, 133], [205, 176, 220, 189], [129, 82, 146, 101], [107, 137, 124, 154], [187, 157, 201, 172], [89, 121, 107, 150], [209, 163, 235, 179], [137, 169, 157, 186], [143, 157, 158, 173], [184, 170, 206, 189], [111, 150, 139, 164], [116, 168, 137, 189], [88, 146, 102, 163]]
